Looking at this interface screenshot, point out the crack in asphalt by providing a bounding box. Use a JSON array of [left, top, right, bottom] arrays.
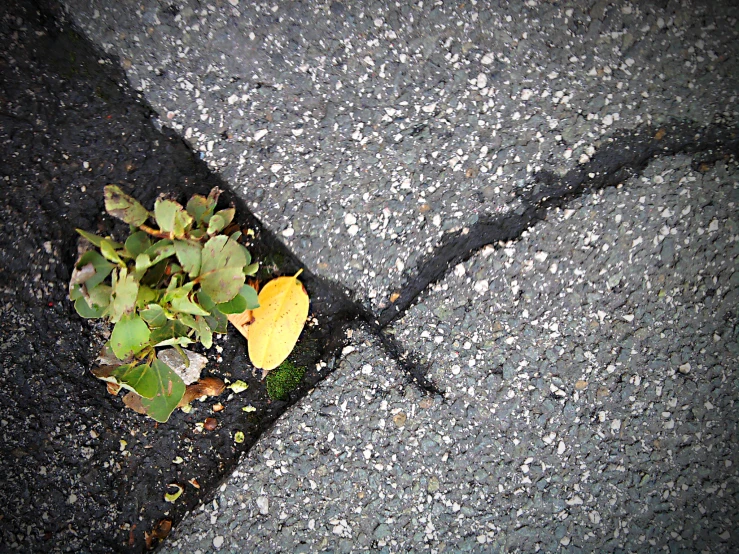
[[377, 120, 738, 330], [365, 120, 737, 394]]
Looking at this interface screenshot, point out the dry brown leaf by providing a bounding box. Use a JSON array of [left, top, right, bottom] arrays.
[[145, 519, 171, 549], [203, 417, 218, 431], [188, 478, 201, 489], [178, 376, 226, 407], [122, 392, 147, 415], [654, 128, 666, 140], [389, 292, 400, 303], [106, 382, 122, 396]]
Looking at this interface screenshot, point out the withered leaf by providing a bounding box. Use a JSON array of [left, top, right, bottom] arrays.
[[178, 376, 226, 407]]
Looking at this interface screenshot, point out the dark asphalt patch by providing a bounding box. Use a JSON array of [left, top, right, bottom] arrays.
[[0, 1, 362, 551]]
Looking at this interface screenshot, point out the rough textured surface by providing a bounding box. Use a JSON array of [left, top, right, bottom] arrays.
[[3, 0, 738, 552], [162, 160, 738, 553], [62, 0, 739, 310], [0, 2, 358, 551]]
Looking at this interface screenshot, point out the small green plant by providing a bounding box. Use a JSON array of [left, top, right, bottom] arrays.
[[265, 360, 305, 401], [69, 185, 259, 422]]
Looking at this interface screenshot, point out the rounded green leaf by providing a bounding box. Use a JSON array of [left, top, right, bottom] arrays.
[[108, 268, 139, 322], [140, 304, 168, 327], [174, 239, 202, 278], [74, 296, 106, 318], [73, 251, 114, 291], [125, 231, 152, 258], [104, 185, 150, 226], [92, 362, 158, 399], [110, 314, 151, 359], [138, 359, 186, 423], [154, 198, 182, 234]]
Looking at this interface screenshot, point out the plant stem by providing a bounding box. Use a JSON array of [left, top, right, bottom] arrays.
[[138, 224, 171, 239]]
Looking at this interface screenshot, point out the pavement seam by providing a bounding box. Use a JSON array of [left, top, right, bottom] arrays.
[[379, 120, 738, 329]]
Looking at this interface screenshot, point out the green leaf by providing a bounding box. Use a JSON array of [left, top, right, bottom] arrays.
[[134, 253, 151, 278], [241, 284, 260, 309], [73, 284, 111, 318], [70, 283, 84, 301], [139, 359, 186, 423], [108, 268, 139, 322], [216, 293, 246, 315], [110, 313, 151, 359], [216, 207, 235, 227], [198, 291, 229, 334], [170, 288, 211, 316], [92, 362, 158, 399], [141, 259, 167, 287], [140, 304, 168, 327], [162, 281, 194, 303], [154, 336, 194, 348], [206, 214, 226, 235], [100, 239, 124, 265], [136, 285, 157, 308], [173, 209, 193, 238], [195, 316, 213, 348], [104, 185, 150, 226], [244, 262, 259, 276], [198, 235, 247, 303], [240, 244, 252, 267], [88, 283, 112, 308], [217, 284, 259, 314], [199, 266, 246, 304], [73, 251, 114, 290], [125, 231, 152, 257], [75, 228, 107, 248], [186, 191, 218, 225], [154, 198, 181, 234], [144, 239, 176, 266], [174, 239, 202, 278], [150, 319, 190, 345], [207, 208, 235, 235], [178, 314, 213, 349], [74, 296, 106, 318]]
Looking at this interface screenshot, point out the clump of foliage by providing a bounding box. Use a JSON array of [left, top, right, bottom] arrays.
[[69, 185, 259, 422], [265, 360, 305, 401]]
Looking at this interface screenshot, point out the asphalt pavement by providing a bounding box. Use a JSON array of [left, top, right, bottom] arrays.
[[61, 0, 738, 552]]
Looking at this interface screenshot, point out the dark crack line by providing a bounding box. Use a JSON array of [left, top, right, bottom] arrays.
[[378, 120, 739, 330]]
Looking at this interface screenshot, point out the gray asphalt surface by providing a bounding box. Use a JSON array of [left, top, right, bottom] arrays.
[[62, 0, 738, 552]]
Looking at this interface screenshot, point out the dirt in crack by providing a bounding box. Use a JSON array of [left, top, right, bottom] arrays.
[[378, 121, 738, 329], [0, 1, 366, 552]]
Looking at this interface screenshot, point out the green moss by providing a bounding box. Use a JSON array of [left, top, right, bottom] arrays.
[[266, 360, 305, 401]]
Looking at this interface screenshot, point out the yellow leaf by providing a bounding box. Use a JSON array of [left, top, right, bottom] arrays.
[[239, 269, 309, 371]]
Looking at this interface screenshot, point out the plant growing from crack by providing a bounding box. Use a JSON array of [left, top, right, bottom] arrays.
[[69, 185, 261, 422]]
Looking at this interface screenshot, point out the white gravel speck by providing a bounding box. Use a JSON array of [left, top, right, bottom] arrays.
[[213, 535, 224, 548], [256, 496, 269, 515], [253, 129, 268, 141]]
